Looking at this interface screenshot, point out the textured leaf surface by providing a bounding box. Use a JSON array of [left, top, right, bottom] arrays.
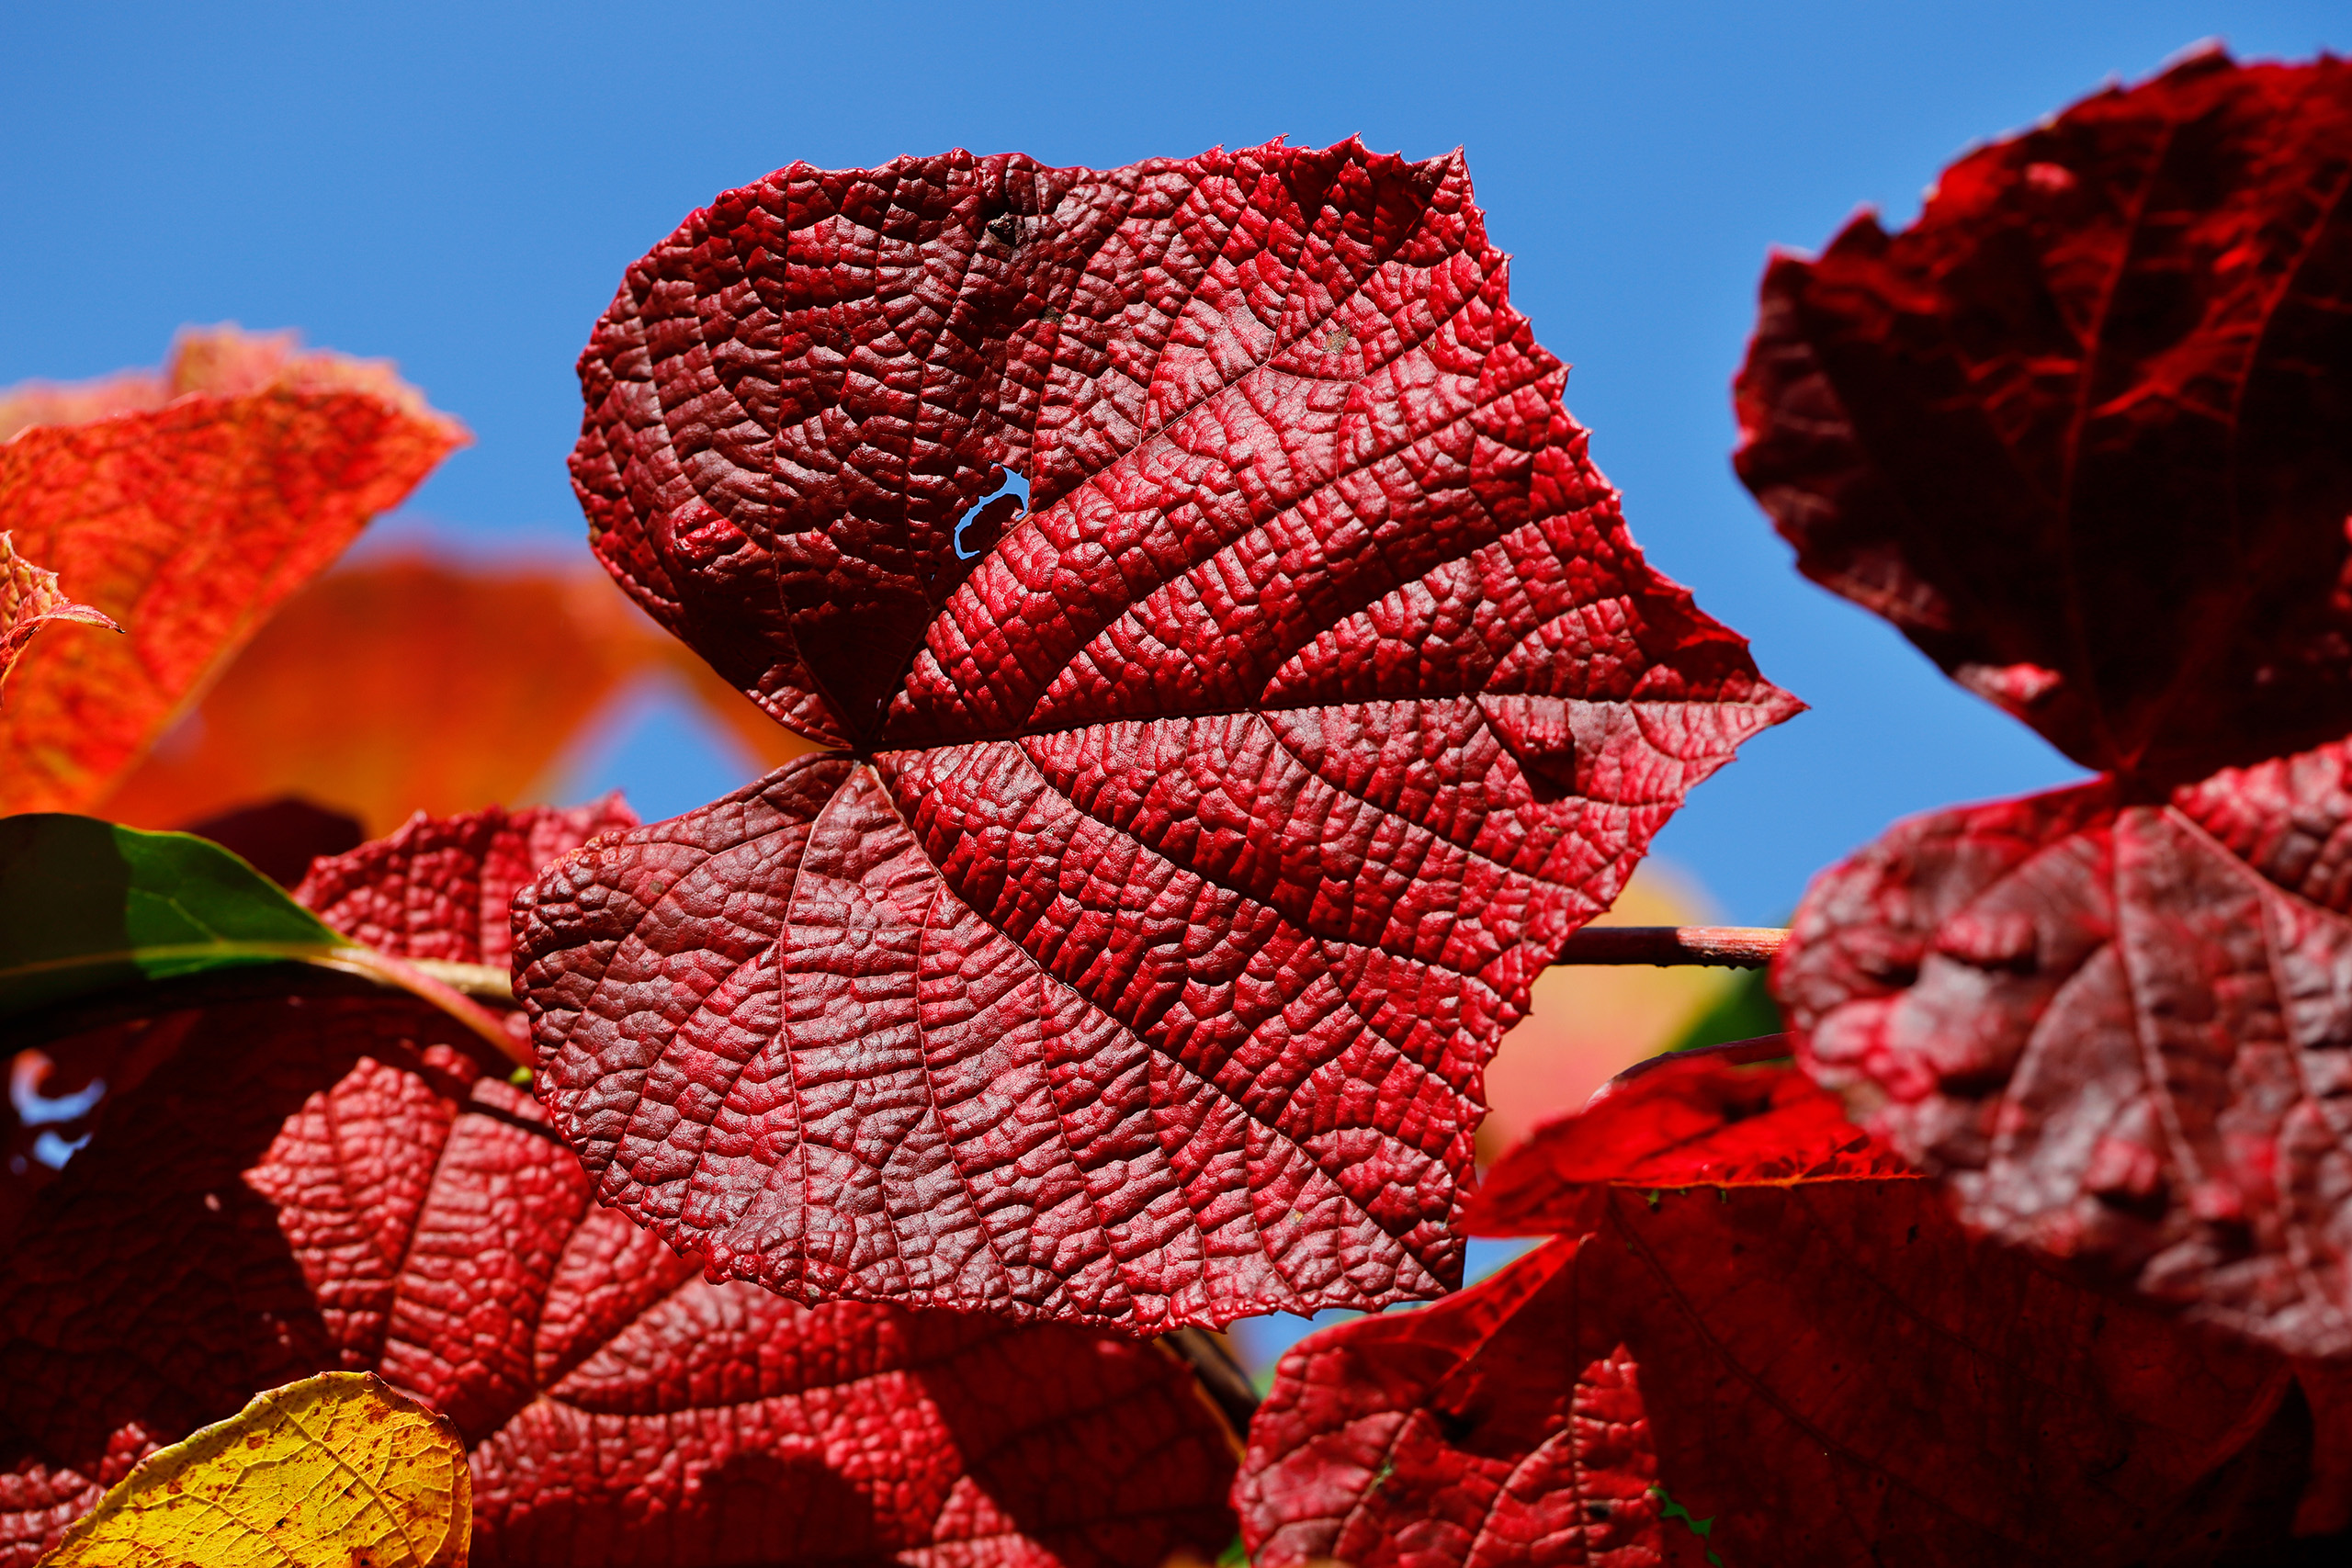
[[0, 327, 464, 813], [292, 797, 640, 971], [1733, 51, 2352, 784], [1236, 1046, 2322, 1568], [0, 535, 114, 702], [1777, 737, 2352, 1358], [102, 558, 815, 838], [0, 808, 1239, 1568], [528, 138, 1797, 1334], [40, 1372, 469, 1568]]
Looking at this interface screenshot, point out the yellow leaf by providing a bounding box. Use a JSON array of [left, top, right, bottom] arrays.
[[38, 1371, 469, 1568]]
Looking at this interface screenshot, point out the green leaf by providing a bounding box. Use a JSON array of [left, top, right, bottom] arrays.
[[0, 813, 523, 1063]]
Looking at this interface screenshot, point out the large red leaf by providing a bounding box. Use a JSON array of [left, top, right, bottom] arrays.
[[524, 139, 1797, 1335], [1235, 1046, 2331, 1567], [0, 810, 1238, 1567], [0, 327, 466, 813], [1733, 51, 2352, 785]]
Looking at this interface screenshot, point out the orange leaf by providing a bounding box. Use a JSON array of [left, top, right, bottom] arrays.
[[0, 326, 465, 813], [103, 555, 820, 836]]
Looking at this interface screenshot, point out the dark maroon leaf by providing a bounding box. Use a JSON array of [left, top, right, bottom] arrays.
[[1237, 1047, 2332, 1567], [185, 797, 363, 887], [1734, 50, 2352, 784], [527, 138, 1798, 1334]]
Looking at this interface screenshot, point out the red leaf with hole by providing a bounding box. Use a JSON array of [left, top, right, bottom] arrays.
[[523, 139, 1797, 1334], [1734, 51, 2352, 785], [0, 808, 1239, 1567], [1235, 1046, 2331, 1568], [1741, 52, 2352, 1361]]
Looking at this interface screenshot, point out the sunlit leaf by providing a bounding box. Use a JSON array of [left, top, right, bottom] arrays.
[[37, 1372, 469, 1568], [524, 138, 1797, 1333]]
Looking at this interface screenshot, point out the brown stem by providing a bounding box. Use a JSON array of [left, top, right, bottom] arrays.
[[1160, 1327, 1261, 1433], [1554, 925, 1787, 968]]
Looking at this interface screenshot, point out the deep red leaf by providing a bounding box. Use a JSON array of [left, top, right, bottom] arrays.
[[0, 809, 1238, 1567], [526, 138, 1797, 1334], [1733, 50, 2352, 784], [1236, 1047, 2330, 1568]]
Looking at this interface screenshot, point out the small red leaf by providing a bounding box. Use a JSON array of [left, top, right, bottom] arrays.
[[0, 810, 1238, 1567], [1464, 1035, 1912, 1235], [1734, 51, 2352, 784], [1778, 736, 2352, 1359], [0, 534, 117, 700], [527, 139, 1797, 1333], [1237, 1048, 2325, 1568]]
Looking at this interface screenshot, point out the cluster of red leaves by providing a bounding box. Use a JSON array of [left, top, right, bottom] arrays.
[[521, 136, 1796, 1336], [1234, 1043, 2343, 1566], [0, 806, 1240, 1567], [1743, 51, 2352, 1361]]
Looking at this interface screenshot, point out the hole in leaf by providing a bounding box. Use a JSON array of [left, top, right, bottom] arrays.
[[10, 1051, 105, 1127], [955, 466, 1029, 561]]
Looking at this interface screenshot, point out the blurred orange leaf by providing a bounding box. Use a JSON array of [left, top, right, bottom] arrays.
[[104, 554, 820, 836], [0, 326, 465, 814]]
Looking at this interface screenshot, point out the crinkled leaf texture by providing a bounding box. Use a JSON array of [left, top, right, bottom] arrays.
[[0, 806, 1239, 1568], [527, 137, 1797, 1335], [1735, 50, 2352, 786], [40, 1372, 469, 1568], [1738, 52, 2352, 1361], [1234, 1046, 2331, 1568], [0, 326, 465, 814]]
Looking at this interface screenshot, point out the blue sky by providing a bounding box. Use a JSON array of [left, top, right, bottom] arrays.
[[5, 0, 2345, 919]]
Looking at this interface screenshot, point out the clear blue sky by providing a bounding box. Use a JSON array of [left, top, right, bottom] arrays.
[[5, 1, 2343, 919]]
